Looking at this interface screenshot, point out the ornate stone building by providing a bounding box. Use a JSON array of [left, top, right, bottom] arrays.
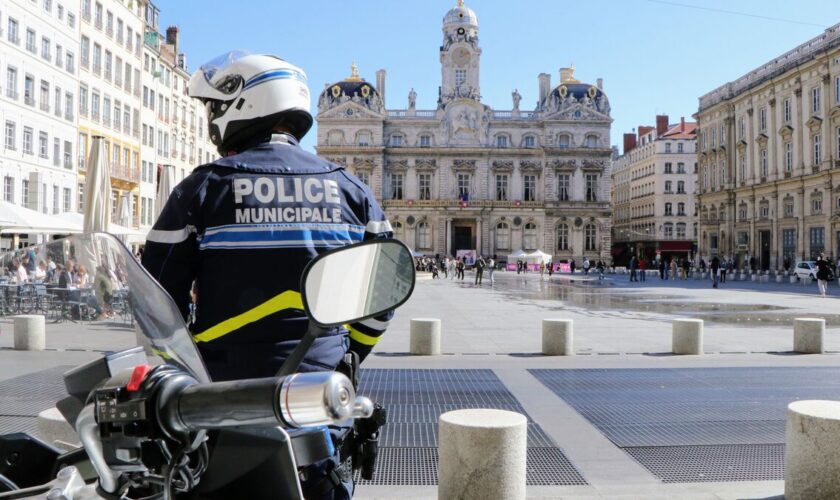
[[696, 23, 840, 270], [612, 115, 698, 265], [315, 1, 612, 262]]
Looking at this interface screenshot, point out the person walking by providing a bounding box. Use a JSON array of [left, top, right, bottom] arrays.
[[639, 257, 647, 282], [720, 259, 728, 283], [570, 259, 576, 274], [583, 258, 591, 275], [816, 253, 831, 297], [596, 260, 605, 281], [711, 256, 721, 288], [475, 255, 486, 285], [547, 260, 554, 279], [487, 256, 496, 285], [629, 256, 638, 282], [539, 261, 545, 279], [670, 258, 678, 281]]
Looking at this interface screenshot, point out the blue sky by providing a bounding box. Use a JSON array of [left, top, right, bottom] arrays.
[[157, 0, 837, 153]]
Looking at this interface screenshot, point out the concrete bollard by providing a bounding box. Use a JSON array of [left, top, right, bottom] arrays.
[[439, 409, 527, 500], [727, 273, 735, 281], [410, 318, 441, 355], [776, 274, 784, 283], [790, 275, 798, 284], [793, 318, 825, 354], [785, 400, 840, 499], [740, 273, 747, 281], [37, 407, 79, 451], [672, 319, 704, 355], [14, 315, 45, 351], [542, 319, 574, 356], [760, 275, 770, 283]]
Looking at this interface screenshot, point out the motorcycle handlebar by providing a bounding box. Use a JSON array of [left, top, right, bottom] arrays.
[[169, 372, 369, 433]]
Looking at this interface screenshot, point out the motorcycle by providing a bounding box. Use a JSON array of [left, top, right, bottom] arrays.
[[0, 233, 415, 499]]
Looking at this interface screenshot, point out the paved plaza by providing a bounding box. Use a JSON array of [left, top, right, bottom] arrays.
[[1, 271, 840, 498]]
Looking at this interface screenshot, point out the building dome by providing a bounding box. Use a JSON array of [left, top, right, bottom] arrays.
[[542, 67, 610, 115], [317, 63, 383, 114], [443, 1, 478, 27], [549, 82, 605, 102]]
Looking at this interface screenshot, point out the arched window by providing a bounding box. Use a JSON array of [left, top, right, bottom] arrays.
[[392, 221, 404, 242], [558, 134, 571, 148], [419, 134, 432, 147], [357, 130, 372, 146], [417, 222, 431, 249], [328, 130, 344, 146], [523, 135, 536, 148], [585, 134, 598, 148], [496, 135, 508, 148], [495, 222, 510, 251], [584, 224, 597, 251], [676, 223, 686, 239], [556, 224, 569, 251], [663, 223, 674, 238], [523, 223, 537, 250]]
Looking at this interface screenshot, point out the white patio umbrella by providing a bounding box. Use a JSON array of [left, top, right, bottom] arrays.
[[154, 164, 176, 219], [82, 135, 112, 233], [57, 212, 142, 237], [0, 201, 80, 234]]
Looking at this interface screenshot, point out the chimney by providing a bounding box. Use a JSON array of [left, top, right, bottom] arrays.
[[655, 114, 669, 137], [596, 78, 603, 90], [376, 69, 386, 107], [680, 116, 685, 132], [166, 26, 179, 54], [623, 133, 637, 153], [559, 67, 573, 83], [538, 73, 551, 104]]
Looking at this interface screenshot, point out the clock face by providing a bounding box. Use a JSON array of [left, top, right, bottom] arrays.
[[451, 47, 471, 66]]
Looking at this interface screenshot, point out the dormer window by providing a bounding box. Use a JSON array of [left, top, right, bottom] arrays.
[[357, 130, 371, 146], [496, 135, 508, 148], [558, 134, 571, 148], [523, 135, 535, 148], [419, 134, 431, 147], [585, 134, 598, 148], [390, 134, 403, 147]]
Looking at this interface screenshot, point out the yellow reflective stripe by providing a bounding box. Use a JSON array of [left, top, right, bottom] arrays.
[[347, 325, 381, 346], [152, 348, 172, 360], [193, 290, 304, 343]]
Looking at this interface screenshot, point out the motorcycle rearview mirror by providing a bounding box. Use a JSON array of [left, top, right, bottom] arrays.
[[301, 239, 415, 327], [275, 239, 415, 378]]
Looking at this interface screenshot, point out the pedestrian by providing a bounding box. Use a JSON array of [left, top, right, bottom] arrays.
[[670, 259, 678, 281], [516, 260, 522, 275], [487, 256, 496, 284], [681, 259, 689, 280], [583, 258, 591, 275], [629, 256, 638, 282], [711, 256, 721, 288], [570, 259, 576, 274], [458, 258, 466, 280], [540, 261, 545, 278], [816, 253, 831, 297], [596, 260, 604, 281], [547, 260, 554, 278], [475, 255, 486, 285], [720, 259, 727, 283], [639, 257, 647, 282], [659, 259, 666, 280]]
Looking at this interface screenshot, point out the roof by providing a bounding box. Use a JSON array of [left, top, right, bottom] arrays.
[[659, 121, 697, 139]]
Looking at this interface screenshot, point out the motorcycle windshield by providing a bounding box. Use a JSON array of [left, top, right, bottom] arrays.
[[0, 233, 210, 382]]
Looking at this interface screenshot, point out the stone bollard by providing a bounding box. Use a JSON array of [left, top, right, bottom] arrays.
[[790, 275, 798, 284], [542, 319, 574, 356], [672, 319, 704, 355], [776, 274, 784, 283], [751, 274, 758, 282], [793, 318, 825, 354], [727, 273, 735, 281], [785, 400, 840, 499], [14, 315, 45, 351], [439, 409, 527, 500], [740, 273, 747, 281], [37, 407, 79, 450], [410, 318, 441, 355], [760, 275, 770, 283]]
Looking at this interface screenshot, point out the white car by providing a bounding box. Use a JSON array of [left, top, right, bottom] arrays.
[[793, 261, 834, 280]]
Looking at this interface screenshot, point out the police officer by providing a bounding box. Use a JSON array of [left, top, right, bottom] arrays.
[[142, 51, 392, 499]]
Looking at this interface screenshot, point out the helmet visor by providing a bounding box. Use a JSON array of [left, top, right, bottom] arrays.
[[199, 50, 251, 82]]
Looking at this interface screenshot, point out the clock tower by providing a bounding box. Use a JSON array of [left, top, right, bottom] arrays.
[[439, 0, 481, 105]]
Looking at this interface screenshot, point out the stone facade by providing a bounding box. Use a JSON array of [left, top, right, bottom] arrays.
[[696, 22, 840, 270], [315, 2, 612, 262], [612, 115, 698, 264]]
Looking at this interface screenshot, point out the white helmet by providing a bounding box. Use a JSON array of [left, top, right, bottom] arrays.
[[189, 50, 312, 154]]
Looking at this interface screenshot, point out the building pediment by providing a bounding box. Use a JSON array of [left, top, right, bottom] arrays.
[[386, 160, 409, 171], [318, 101, 385, 121], [549, 159, 577, 171], [520, 160, 542, 173], [415, 159, 437, 171], [806, 115, 823, 132], [755, 132, 769, 145], [491, 160, 514, 172], [452, 159, 477, 171], [325, 156, 347, 166], [352, 157, 376, 170], [581, 159, 607, 172], [778, 124, 794, 139]]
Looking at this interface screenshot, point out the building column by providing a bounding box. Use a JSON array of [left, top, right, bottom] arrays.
[[771, 192, 779, 269], [476, 218, 482, 255], [445, 218, 452, 257], [797, 186, 806, 259]]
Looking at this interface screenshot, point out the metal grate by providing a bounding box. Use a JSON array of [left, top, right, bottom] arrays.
[[355, 447, 587, 486], [624, 444, 785, 483], [379, 422, 555, 448], [0, 416, 40, 435], [0, 366, 72, 425]]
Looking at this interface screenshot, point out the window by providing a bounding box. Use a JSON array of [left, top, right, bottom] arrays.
[[104, 50, 112, 80], [786, 142, 793, 172], [54, 87, 62, 117], [557, 174, 570, 201], [26, 29, 36, 53], [496, 222, 510, 251], [44, 0, 53, 12], [52, 185, 58, 214], [64, 141, 72, 169], [678, 143, 684, 153], [760, 148, 768, 177], [496, 135, 508, 148], [664, 162, 672, 173], [664, 181, 672, 193], [812, 87, 821, 114], [585, 135, 598, 148], [665, 143, 672, 153], [663, 223, 674, 238], [417, 222, 431, 249], [23, 127, 33, 154], [4, 177, 14, 202], [812, 196, 823, 215], [6, 120, 17, 151], [677, 202, 686, 215], [68, 13, 75, 28], [53, 138, 60, 166], [22, 180, 29, 207], [63, 188, 71, 212], [785, 201, 794, 217], [784, 98, 791, 123], [457, 173, 471, 200], [39, 131, 48, 158], [6, 67, 18, 99], [523, 175, 536, 201], [418, 173, 431, 200], [419, 134, 431, 147], [558, 134, 570, 148], [677, 181, 685, 194], [810, 227, 825, 259], [78, 133, 87, 169], [8, 18, 19, 44], [495, 174, 508, 201], [676, 223, 686, 239], [523, 223, 537, 251], [79, 86, 88, 116], [93, 43, 101, 74], [836, 76, 840, 105], [813, 134, 822, 165], [80, 36, 90, 68], [454, 69, 467, 87], [556, 224, 569, 251], [524, 135, 535, 148], [665, 202, 673, 216], [585, 174, 598, 202], [390, 134, 403, 147], [760, 204, 769, 219], [41, 36, 51, 60], [584, 224, 596, 251], [56, 45, 63, 69], [389, 173, 403, 200]]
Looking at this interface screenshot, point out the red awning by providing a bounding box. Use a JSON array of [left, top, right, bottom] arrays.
[[658, 241, 693, 251]]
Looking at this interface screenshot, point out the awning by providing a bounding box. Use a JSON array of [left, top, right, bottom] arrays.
[[0, 200, 81, 234], [57, 212, 143, 237], [659, 241, 693, 252]]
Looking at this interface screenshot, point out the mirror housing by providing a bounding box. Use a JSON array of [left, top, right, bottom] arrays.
[[300, 239, 415, 327]]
